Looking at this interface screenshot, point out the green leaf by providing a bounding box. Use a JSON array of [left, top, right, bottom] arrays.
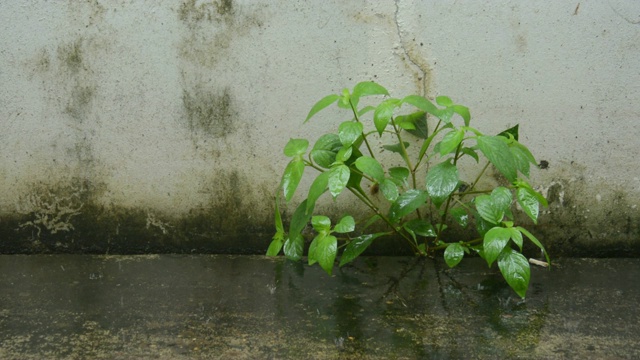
[[404, 218, 437, 237], [380, 178, 399, 202], [516, 181, 548, 207], [477, 135, 517, 182], [452, 105, 471, 126], [328, 164, 350, 198], [461, 147, 479, 163], [334, 146, 353, 164], [312, 215, 331, 233], [491, 187, 513, 213], [311, 134, 342, 168], [436, 96, 453, 107], [439, 129, 464, 156], [402, 111, 429, 139], [284, 233, 304, 261], [373, 102, 394, 136], [475, 195, 502, 224], [290, 199, 312, 240], [444, 243, 465, 268], [338, 121, 363, 147], [306, 171, 329, 214], [308, 236, 319, 265], [498, 249, 530, 298], [517, 187, 540, 224], [498, 124, 519, 141], [439, 107, 455, 124], [517, 226, 551, 264], [351, 81, 389, 107], [282, 159, 305, 202], [355, 156, 385, 183], [510, 227, 524, 251], [334, 215, 355, 233], [474, 211, 493, 237], [389, 189, 429, 222], [483, 227, 511, 267], [338, 88, 351, 109], [316, 234, 338, 275], [266, 232, 284, 257], [389, 167, 410, 187], [267, 198, 285, 256], [402, 95, 439, 116], [395, 111, 426, 132], [449, 207, 469, 228], [339, 233, 386, 266], [304, 94, 340, 123], [383, 142, 410, 154], [283, 138, 309, 157], [510, 142, 537, 177], [425, 160, 459, 208]]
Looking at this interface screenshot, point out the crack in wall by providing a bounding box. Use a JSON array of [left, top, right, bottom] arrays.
[[394, 0, 431, 96]]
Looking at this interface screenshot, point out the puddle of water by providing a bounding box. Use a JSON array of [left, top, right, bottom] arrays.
[[0, 255, 639, 358]]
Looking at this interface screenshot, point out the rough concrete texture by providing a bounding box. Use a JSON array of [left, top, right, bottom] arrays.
[[1, 255, 639, 359], [0, 1, 639, 253]]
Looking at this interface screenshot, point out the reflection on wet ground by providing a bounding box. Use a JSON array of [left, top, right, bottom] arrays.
[[0, 255, 638, 359]]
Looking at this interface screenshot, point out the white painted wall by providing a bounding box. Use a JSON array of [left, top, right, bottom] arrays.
[[1, 1, 639, 253]]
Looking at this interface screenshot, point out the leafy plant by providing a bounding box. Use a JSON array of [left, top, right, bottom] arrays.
[[267, 82, 549, 298]]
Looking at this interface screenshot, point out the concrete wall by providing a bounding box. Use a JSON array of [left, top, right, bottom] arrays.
[[1, 1, 639, 255]]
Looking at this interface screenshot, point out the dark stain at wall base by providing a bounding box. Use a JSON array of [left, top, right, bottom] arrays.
[[2, 176, 640, 257]]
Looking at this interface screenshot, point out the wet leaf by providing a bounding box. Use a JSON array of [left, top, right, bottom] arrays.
[[477, 135, 517, 182], [339, 233, 386, 266], [283, 138, 309, 157], [328, 165, 350, 198], [389, 167, 410, 187], [338, 121, 363, 147], [389, 189, 429, 222], [449, 207, 469, 228], [483, 227, 511, 267], [426, 161, 459, 208], [306, 171, 329, 214], [475, 195, 503, 225], [517, 187, 540, 224], [311, 134, 341, 168], [282, 159, 305, 202], [380, 178, 399, 202], [404, 218, 436, 237], [284, 233, 304, 261], [312, 215, 331, 233], [333, 215, 355, 233], [355, 156, 385, 183], [439, 129, 464, 155], [316, 234, 337, 275], [444, 243, 465, 268], [498, 249, 530, 298]]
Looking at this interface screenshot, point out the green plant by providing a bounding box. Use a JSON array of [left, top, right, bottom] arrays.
[[267, 82, 549, 298]]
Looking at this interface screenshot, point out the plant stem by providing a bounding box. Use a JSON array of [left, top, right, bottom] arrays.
[[434, 143, 463, 244], [346, 186, 419, 253], [349, 100, 376, 159]]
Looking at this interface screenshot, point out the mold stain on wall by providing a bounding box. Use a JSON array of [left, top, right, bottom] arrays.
[[182, 85, 236, 139], [177, 0, 266, 68]]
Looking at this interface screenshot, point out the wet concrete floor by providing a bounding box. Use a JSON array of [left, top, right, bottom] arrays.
[[0, 255, 638, 359]]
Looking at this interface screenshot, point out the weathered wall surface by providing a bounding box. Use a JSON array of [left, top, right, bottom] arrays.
[[0, 1, 639, 255]]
